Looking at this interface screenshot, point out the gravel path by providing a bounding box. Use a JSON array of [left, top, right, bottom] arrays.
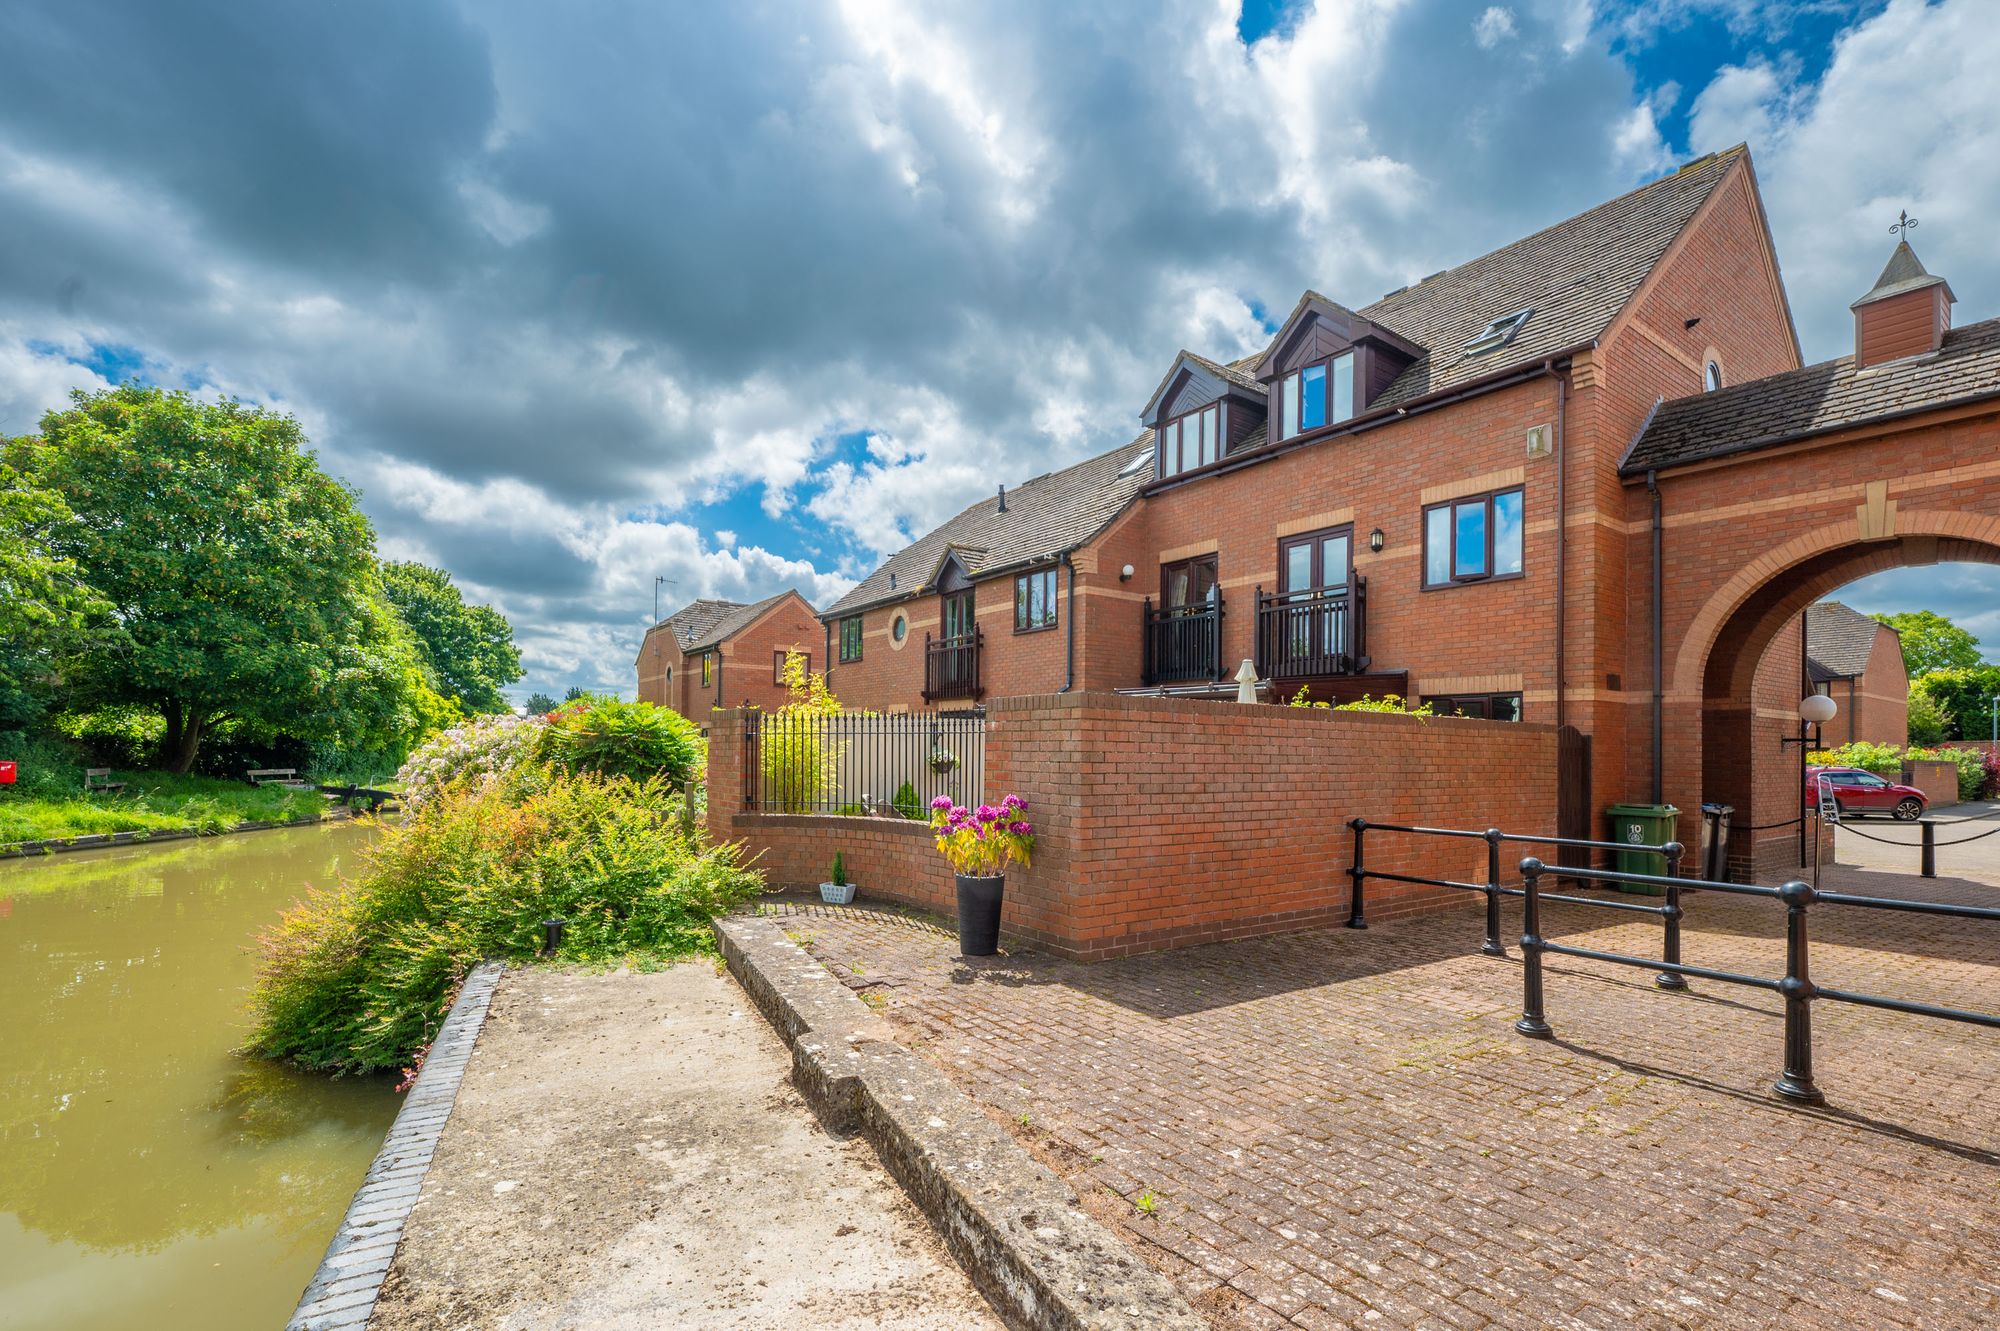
[[368, 963, 1006, 1330]]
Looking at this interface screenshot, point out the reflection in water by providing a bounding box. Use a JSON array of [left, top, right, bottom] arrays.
[[0, 823, 396, 1331]]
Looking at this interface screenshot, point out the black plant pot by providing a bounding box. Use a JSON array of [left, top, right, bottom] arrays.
[[954, 873, 1005, 956]]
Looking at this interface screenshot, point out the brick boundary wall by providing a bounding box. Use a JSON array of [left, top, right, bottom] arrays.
[[711, 693, 1559, 961]]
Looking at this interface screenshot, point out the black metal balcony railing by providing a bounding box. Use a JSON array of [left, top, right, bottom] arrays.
[[924, 627, 983, 702], [1141, 596, 1225, 685], [1255, 576, 1368, 679]]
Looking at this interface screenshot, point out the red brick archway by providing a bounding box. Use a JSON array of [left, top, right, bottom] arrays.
[[1691, 516, 2000, 871], [1622, 395, 2000, 878]]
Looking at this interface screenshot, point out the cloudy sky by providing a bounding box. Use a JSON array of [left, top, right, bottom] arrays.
[[3, 0, 1995, 699]]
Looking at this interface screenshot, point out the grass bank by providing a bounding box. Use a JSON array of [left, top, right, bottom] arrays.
[[0, 772, 331, 844]]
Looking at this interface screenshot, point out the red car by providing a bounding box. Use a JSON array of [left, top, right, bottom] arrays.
[[1805, 766, 1928, 821]]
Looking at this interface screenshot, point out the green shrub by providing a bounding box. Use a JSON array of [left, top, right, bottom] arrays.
[[892, 780, 923, 820], [1287, 686, 1434, 716], [0, 729, 84, 799], [1905, 746, 1990, 802], [1906, 688, 1952, 746], [247, 770, 761, 1074], [540, 698, 703, 787], [1806, 740, 1903, 777]]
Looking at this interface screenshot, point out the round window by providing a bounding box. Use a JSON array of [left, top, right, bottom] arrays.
[[891, 614, 908, 644]]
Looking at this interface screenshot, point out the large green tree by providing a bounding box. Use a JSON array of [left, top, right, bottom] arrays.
[[379, 561, 522, 714], [1872, 609, 1983, 676], [0, 459, 114, 722], [1913, 665, 2000, 744], [15, 386, 382, 772]]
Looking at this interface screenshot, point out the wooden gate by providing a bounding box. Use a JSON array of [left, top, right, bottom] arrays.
[[1556, 724, 1592, 880]]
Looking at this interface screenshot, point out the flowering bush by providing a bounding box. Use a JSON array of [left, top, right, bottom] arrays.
[[929, 794, 1035, 876], [394, 711, 544, 813], [1287, 686, 1433, 716]]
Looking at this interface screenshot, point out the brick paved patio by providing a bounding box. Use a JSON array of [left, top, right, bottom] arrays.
[[767, 864, 2000, 1331]]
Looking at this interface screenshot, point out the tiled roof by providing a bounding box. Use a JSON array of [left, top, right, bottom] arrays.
[[1357, 148, 1747, 406], [820, 435, 1156, 619], [1623, 314, 2000, 474], [652, 598, 745, 649], [1806, 601, 1892, 680], [680, 590, 803, 654], [825, 151, 1749, 621], [1189, 351, 1265, 393]]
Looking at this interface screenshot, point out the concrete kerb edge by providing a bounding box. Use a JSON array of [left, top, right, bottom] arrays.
[[714, 914, 1206, 1331], [284, 961, 505, 1331]]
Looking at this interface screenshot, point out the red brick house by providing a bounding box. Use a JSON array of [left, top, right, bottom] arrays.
[[820, 147, 1798, 753], [635, 591, 821, 726], [708, 145, 2000, 900], [1803, 601, 1908, 749]]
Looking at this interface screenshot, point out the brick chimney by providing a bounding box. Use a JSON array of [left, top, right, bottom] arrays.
[[1852, 239, 1954, 369]]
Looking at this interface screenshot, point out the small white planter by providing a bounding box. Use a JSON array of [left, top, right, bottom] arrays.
[[819, 882, 857, 905]]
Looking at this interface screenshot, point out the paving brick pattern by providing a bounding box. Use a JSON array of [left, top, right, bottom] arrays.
[[773, 867, 2000, 1331]]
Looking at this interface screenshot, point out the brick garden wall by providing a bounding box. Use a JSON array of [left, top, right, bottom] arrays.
[[710, 693, 1558, 960]]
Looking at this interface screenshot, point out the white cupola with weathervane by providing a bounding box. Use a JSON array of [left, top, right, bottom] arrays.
[[1852, 212, 1955, 370]]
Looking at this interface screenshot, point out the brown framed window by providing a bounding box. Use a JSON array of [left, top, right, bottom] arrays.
[[1429, 692, 1523, 721], [700, 653, 713, 687], [1014, 568, 1057, 632], [1278, 352, 1355, 441], [940, 589, 975, 641], [774, 649, 809, 683], [1277, 525, 1351, 601], [838, 616, 863, 662], [1157, 402, 1221, 478], [1160, 553, 1218, 612], [1423, 487, 1523, 587]]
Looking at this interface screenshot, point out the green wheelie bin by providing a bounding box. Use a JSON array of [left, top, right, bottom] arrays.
[[1605, 803, 1680, 892]]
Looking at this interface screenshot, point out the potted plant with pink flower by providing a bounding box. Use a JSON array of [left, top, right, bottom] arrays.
[[929, 794, 1035, 956]]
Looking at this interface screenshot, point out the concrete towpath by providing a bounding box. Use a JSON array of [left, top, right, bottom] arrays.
[[368, 963, 1007, 1330]]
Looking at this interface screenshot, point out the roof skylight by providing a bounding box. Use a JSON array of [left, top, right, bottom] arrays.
[[1117, 446, 1157, 478], [1461, 307, 1535, 357]]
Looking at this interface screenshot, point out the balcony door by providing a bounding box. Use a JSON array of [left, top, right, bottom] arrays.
[[1275, 525, 1352, 666], [940, 589, 976, 642], [1161, 554, 1218, 614]]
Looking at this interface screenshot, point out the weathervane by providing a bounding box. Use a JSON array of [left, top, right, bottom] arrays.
[[1889, 209, 1918, 239]]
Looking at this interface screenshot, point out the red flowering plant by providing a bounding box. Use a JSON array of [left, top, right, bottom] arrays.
[[929, 794, 1035, 877]]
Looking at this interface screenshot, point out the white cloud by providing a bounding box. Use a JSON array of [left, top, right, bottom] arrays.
[[9, 0, 1981, 697], [1474, 7, 1518, 49], [1685, 0, 2000, 360], [0, 333, 109, 433]]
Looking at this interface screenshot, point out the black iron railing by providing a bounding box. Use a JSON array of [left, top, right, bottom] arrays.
[[1345, 819, 1686, 972], [923, 627, 983, 702], [1348, 816, 2000, 1104], [1141, 597, 1225, 684], [1514, 858, 2000, 1104], [1255, 576, 1367, 679], [742, 708, 984, 816]]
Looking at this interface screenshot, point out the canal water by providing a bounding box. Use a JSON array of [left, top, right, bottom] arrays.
[[0, 821, 398, 1331]]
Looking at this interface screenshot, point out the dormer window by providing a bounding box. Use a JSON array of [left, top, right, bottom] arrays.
[[1462, 307, 1534, 357], [1279, 351, 1354, 442], [1157, 403, 1220, 477]]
